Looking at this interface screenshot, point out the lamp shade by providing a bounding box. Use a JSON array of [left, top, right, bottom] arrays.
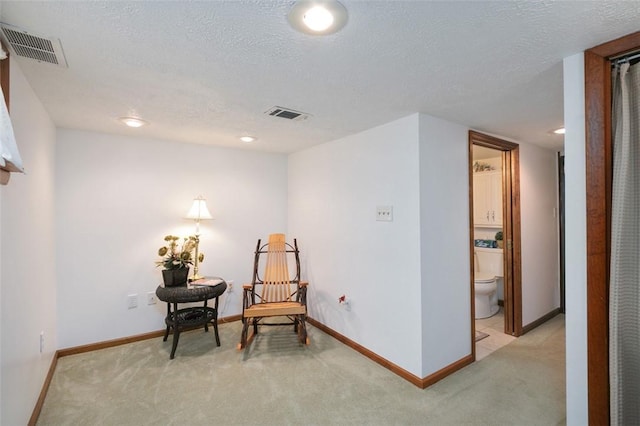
[[186, 196, 213, 220]]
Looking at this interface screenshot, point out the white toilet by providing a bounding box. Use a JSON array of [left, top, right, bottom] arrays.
[[474, 247, 503, 319]]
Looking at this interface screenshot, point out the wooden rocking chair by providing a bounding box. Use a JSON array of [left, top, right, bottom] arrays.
[[238, 234, 309, 349]]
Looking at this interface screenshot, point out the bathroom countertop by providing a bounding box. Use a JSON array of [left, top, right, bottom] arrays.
[[475, 247, 503, 253]]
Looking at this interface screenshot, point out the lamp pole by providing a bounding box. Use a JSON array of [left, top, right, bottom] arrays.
[[186, 196, 212, 281], [192, 231, 203, 280]]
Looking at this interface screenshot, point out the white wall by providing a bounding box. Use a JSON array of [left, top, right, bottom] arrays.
[[1, 59, 57, 425], [519, 142, 560, 325], [563, 52, 588, 425], [418, 114, 471, 376], [288, 114, 424, 376], [55, 129, 287, 348], [289, 112, 560, 378]]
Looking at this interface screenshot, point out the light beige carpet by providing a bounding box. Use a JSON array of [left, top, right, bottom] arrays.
[[37, 315, 565, 425]]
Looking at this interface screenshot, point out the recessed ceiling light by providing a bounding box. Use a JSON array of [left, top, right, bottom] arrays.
[[288, 1, 348, 36], [303, 6, 334, 32], [553, 128, 565, 135], [240, 136, 256, 143], [118, 117, 148, 128]]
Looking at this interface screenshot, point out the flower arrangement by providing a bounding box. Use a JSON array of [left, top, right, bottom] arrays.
[[473, 161, 496, 172], [156, 235, 204, 270]]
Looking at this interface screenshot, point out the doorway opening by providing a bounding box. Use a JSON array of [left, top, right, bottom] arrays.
[[468, 131, 523, 361]]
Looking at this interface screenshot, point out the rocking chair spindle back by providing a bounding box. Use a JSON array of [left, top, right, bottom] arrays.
[[239, 233, 308, 350]]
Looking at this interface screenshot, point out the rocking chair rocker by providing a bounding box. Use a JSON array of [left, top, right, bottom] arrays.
[[238, 234, 309, 349]]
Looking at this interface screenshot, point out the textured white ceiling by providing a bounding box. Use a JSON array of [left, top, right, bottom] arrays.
[[1, 1, 639, 153]]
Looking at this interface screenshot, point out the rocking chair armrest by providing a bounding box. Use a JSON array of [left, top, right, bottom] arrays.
[[242, 284, 254, 310], [297, 282, 308, 306]]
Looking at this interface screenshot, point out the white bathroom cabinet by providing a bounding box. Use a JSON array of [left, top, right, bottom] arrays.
[[473, 171, 503, 227]]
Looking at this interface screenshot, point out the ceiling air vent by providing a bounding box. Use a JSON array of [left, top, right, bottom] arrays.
[[265, 106, 310, 121], [0, 23, 68, 68]]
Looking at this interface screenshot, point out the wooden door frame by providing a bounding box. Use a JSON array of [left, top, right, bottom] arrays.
[[469, 131, 523, 358], [584, 31, 640, 425]]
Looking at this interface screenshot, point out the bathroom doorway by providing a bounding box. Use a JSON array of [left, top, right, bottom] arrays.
[[468, 131, 523, 360]]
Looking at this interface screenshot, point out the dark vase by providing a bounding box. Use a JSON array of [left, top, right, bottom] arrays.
[[162, 268, 189, 287]]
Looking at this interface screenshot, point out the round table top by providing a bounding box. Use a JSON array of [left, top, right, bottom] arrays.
[[156, 278, 227, 303]]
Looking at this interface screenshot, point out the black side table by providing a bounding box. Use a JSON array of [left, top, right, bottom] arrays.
[[155, 279, 227, 359]]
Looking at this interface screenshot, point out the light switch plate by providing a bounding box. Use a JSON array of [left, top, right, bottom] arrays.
[[376, 205, 393, 222]]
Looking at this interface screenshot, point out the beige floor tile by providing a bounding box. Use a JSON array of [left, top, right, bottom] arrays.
[[474, 317, 494, 329], [475, 307, 504, 328], [475, 343, 493, 361], [477, 330, 516, 351], [474, 308, 516, 359]]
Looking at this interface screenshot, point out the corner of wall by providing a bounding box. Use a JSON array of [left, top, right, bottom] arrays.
[[1, 56, 57, 425], [288, 114, 424, 376], [562, 52, 588, 426], [417, 113, 472, 377]]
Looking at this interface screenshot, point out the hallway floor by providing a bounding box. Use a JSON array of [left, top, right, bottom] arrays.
[[475, 307, 516, 360], [37, 315, 566, 425]]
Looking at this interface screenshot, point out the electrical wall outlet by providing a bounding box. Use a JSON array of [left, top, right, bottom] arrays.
[[147, 291, 157, 305], [227, 280, 234, 292], [127, 294, 138, 309]]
